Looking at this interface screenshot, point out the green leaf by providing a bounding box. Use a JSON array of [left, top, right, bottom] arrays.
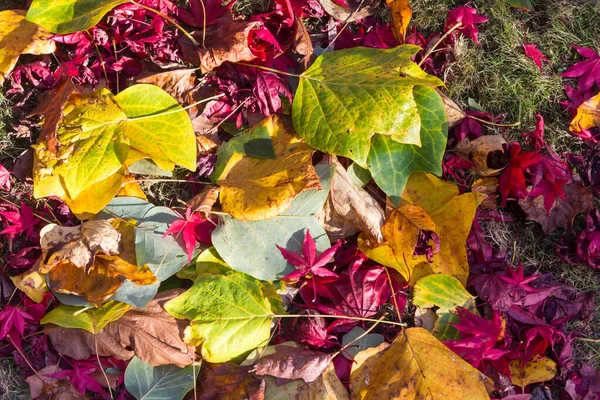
[[292, 45, 443, 167], [26, 0, 128, 34], [164, 270, 284, 363], [128, 159, 173, 177], [177, 247, 231, 281], [367, 85, 447, 203], [504, 0, 534, 10], [433, 298, 477, 340], [347, 162, 372, 187], [341, 326, 384, 360], [211, 164, 333, 281], [124, 356, 198, 400], [41, 301, 131, 334], [413, 274, 474, 314]]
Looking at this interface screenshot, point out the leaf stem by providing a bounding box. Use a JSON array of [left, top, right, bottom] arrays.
[[92, 314, 114, 399], [332, 313, 388, 359], [467, 114, 521, 127], [0, 195, 57, 225], [418, 22, 463, 68], [130, 1, 200, 46]]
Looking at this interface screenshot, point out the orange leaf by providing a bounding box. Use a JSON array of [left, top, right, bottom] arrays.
[[386, 0, 412, 44]]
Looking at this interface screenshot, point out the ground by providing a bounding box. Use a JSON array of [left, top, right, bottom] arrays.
[[0, 0, 598, 397]]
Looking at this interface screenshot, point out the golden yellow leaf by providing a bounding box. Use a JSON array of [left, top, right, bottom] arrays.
[[386, 0, 412, 43], [350, 328, 493, 400], [10, 270, 48, 303], [218, 116, 321, 220], [117, 175, 147, 201], [509, 356, 557, 388], [570, 92, 600, 134], [66, 169, 125, 220], [359, 173, 482, 284], [0, 10, 56, 84]]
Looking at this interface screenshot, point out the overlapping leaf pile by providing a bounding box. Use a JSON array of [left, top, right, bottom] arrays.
[[0, 0, 598, 399]]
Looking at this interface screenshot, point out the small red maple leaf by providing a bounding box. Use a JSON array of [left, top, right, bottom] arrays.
[[0, 203, 39, 238], [498, 143, 542, 204], [444, 6, 488, 45], [524, 43, 550, 72], [164, 208, 214, 262], [498, 263, 539, 293], [48, 360, 107, 396], [560, 45, 600, 92], [528, 178, 569, 214], [0, 306, 35, 349]]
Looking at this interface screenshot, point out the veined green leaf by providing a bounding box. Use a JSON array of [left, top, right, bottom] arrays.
[[125, 356, 198, 400], [41, 301, 131, 334]]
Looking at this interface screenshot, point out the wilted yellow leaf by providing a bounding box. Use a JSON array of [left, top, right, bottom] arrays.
[[570, 92, 600, 134], [218, 116, 321, 220], [386, 0, 412, 43], [350, 327, 493, 400], [359, 173, 482, 284], [10, 270, 48, 303], [0, 10, 56, 84], [509, 356, 557, 388]]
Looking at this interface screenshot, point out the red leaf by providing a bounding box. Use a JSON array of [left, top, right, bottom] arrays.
[[0, 203, 39, 238], [164, 208, 215, 262], [47, 360, 107, 397], [444, 6, 488, 44], [560, 45, 600, 92], [523, 43, 549, 72]]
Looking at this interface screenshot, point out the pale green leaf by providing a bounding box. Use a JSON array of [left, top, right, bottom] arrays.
[[413, 274, 474, 314], [165, 270, 284, 363], [292, 45, 443, 167], [125, 356, 198, 400], [26, 0, 128, 34], [367, 85, 447, 203], [41, 301, 131, 334], [341, 326, 384, 360]]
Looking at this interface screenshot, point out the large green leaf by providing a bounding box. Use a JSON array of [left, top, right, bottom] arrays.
[[164, 270, 284, 363], [26, 0, 128, 34], [292, 45, 443, 167], [33, 85, 196, 215], [211, 164, 333, 281], [124, 356, 198, 400], [367, 85, 447, 203], [41, 301, 130, 334]]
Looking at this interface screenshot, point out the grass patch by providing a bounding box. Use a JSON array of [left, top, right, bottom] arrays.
[[0, 360, 28, 400]]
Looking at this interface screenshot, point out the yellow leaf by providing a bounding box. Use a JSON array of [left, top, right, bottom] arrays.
[[117, 174, 147, 201], [350, 327, 493, 400], [66, 168, 125, 219], [218, 116, 321, 220], [570, 92, 600, 133], [386, 0, 412, 43], [10, 270, 48, 303], [509, 356, 557, 388], [359, 173, 482, 284], [0, 10, 55, 84]]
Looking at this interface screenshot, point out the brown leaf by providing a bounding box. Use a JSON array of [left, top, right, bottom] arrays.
[[136, 68, 198, 105], [45, 289, 195, 367], [519, 181, 594, 234], [438, 90, 466, 128], [39, 220, 121, 273], [264, 363, 349, 400], [291, 17, 314, 69], [194, 362, 265, 400], [472, 177, 499, 210], [253, 345, 332, 383], [317, 157, 385, 243], [180, 21, 261, 73], [26, 364, 61, 399], [188, 186, 220, 218], [454, 135, 508, 177], [29, 74, 78, 154], [317, 0, 379, 22]]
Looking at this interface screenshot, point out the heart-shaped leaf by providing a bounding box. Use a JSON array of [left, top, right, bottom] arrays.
[[125, 356, 198, 400]]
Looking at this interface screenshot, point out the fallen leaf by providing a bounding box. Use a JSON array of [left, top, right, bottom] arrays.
[[317, 0, 379, 22], [524, 43, 549, 72], [569, 91, 600, 135], [196, 362, 265, 400], [293, 45, 443, 167], [413, 274, 474, 314], [519, 181, 594, 234], [187, 186, 220, 218], [125, 356, 198, 400], [341, 326, 385, 360], [0, 10, 55, 84], [217, 116, 321, 220], [359, 173, 483, 284], [165, 269, 284, 363], [317, 156, 385, 243], [439, 90, 466, 128], [291, 17, 314, 68], [41, 301, 131, 334], [386, 0, 412, 43], [117, 175, 147, 200], [454, 135, 508, 177], [560, 45, 600, 93], [505, 0, 535, 10], [180, 21, 262, 73], [509, 356, 557, 388], [9, 270, 48, 303], [46, 290, 195, 367], [25, 364, 61, 399], [264, 363, 349, 400], [350, 328, 493, 399], [135, 69, 198, 106], [253, 344, 331, 383], [39, 220, 121, 274], [472, 178, 499, 210]]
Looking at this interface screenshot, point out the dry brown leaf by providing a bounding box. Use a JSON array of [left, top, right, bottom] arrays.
[[39, 220, 121, 274], [253, 344, 331, 383], [317, 0, 379, 22], [195, 362, 265, 400], [350, 328, 493, 399], [180, 21, 261, 73], [46, 289, 195, 367], [317, 157, 385, 243], [291, 17, 314, 69], [472, 177, 499, 210], [438, 90, 466, 128], [264, 363, 349, 400], [136, 68, 198, 105], [454, 135, 508, 177], [188, 186, 220, 218], [26, 364, 61, 399], [519, 181, 594, 234]]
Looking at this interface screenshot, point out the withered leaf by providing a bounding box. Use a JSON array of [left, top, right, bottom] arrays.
[[195, 362, 265, 400], [253, 344, 332, 383], [291, 17, 314, 69], [317, 0, 379, 22], [519, 181, 594, 234], [45, 289, 195, 368], [180, 21, 261, 73], [187, 186, 220, 218], [454, 135, 508, 177]]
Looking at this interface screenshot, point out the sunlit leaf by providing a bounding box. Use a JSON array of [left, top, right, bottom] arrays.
[[41, 301, 131, 334], [125, 356, 198, 400]]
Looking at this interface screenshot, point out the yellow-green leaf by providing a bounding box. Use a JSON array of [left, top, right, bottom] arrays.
[[413, 274, 474, 314], [0, 10, 56, 84], [41, 301, 131, 334], [165, 270, 284, 363], [217, 116, 321, 220], [509, 356, 557, 388]]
